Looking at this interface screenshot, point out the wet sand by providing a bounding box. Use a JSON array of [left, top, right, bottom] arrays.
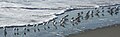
[[66, 24, 120, 37]]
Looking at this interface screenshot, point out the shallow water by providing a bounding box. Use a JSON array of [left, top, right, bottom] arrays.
[[0, 0, 120, 37]]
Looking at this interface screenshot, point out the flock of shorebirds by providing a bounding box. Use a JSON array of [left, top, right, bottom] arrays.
[[2, 5, 120, 37]]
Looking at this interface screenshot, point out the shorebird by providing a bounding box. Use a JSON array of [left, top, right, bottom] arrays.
[[84, 11, 90, 20], [64, 15, 69, 18], [45, 21, 50, 29], [107, 6, 114, 16], [75, 16, 80, 25], [79, 13, 83, 19], [60, 15, 69, 23], [42, 22, 47, 30], [81, 11, 83, 14], [96, 10, 100, 13], [60, 15, 69, 28], [107, 7, 111, 9], [91, 10, 94, 17], [94, 10, 100, 17], [115, 11, 119, 15], [76, 13, 81, 22], [60, 19, 66, 28], [52, 19, 57, 29], [95, 12, 100, 17], [26, 24, 30, 32], [23, 27, 30, 32], [115, 6, 120, 15], [110, 7, 115, 16], [44, 27, 46, 30], [47, 26, 50, 29], [33, 24, 37, 27], [60, 23, 65, 28], [43, 22, 47, 25], [13, 27, 19, 35], [24, 32, 26, 35], [34, 29, 36, 32], [107, 10, 113, 16], [23, 28, 27, 35], [13, 27, 17, 35], [53, 23, 57, 29], [70, 17, 75, 26], [37, 28, 40, 31], [95, 8, 98, 10], [53, 22, 57, 29], [78, 13, 80, 16], [101, 7, 104, 9], [102, 10, 104, 12], [23, 27, 27, 31], [3, 26, 7, 37], [101, 14, 105, 16]]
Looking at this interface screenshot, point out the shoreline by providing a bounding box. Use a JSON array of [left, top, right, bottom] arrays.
[[66, 24, 120, 37], [0, 3, 120, 37], [0, 3, 120, 29]]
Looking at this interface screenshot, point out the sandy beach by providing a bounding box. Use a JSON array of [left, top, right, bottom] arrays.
[[66, 24, 120, 37]]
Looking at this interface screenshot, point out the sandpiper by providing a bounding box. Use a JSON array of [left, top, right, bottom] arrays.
[[3, 26, 7, 37], [115, 6, 120, 15], [60, 19, 66, 28], [91, 10, 94, 17], [51, 18, 57, 29], [101, 14, 105, 16], [33, 24, 37, 27], [42, 22, 47, 30], [95, 12, 100, 17], [102, 10, 104, 12], [16, 28, 19, 35], [84, 11, 90, 20], [70, 17, 75, 26], [37, 28, 40, 31], [101, 7, 104, 9], [81, 11, 83, 14], [107, 10, 113, 16], [34, 29, 36, 32], [24, 32, 26, 35]]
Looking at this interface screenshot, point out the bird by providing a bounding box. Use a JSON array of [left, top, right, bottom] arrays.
[[94, 10, 100, 17], [51, 18, 57, 29], [23, 27, 27, 31], [15, 28, 19, 35], [81, 11, 83, 14], [43, 22, 47, 25], [60, 23, 65, 28], [84, 11, 90, 20], [107, 10, 113, 16], [3, 26, 7, 37], [95, 12, 100, 17], [101, 7, 104, 9], [24, 32, 26, 35], [60, 19, 66, 28], [37, 28, 40, 31], [44, 27, 46, 30], [114, 6, 120, 15], [102, 10, 104, 12], [70, 17, 75, 26], [76, 14, 81, 23], [101, 14, 105, 16], [33, 24, 37, 27], [26, 28, 30, 32], [64, 15, 69, 18], [33, 29, 36, 32], [13, 27, 17, 35], [77, 13, 80, 16], [91, 10, 94, 17]]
